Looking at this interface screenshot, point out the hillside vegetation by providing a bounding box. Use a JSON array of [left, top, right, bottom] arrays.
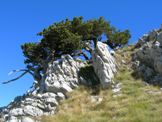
[[40, 46, 162, 122]]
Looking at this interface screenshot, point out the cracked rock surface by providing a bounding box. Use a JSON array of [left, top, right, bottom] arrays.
[[0, 42, 117, 122], [0, 55, 85, 122], [133, 27, 162, 85]]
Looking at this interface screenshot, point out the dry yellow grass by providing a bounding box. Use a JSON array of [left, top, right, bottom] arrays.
[[40, 46, 162, 122], [41, 69, 162, 122]]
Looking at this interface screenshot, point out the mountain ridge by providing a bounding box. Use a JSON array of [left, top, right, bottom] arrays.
[[1, 26, 162, 122]]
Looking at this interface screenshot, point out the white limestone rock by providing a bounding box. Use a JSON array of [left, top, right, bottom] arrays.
[[157, 32, 162, 46], [90, 96, 103, 104], [6, 116, 37, 122], [23, 105, 43, 116], [21, 117, 36, 122], [1, 55, 86, 122], [92, 42, 117, 88], [134, 27, 162, 85], [45, 55, 85, 93], [9, 108, 24, 116], [149, 30, 158, 41], [6, 116, 18, 122], [1, 45, 118, 121]]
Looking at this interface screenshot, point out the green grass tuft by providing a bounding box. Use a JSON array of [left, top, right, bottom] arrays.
[[40, 69, 162, 122], [40, 46, 162, 122]]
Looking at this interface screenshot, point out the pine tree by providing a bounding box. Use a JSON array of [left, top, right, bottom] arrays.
[[2, 17, 131, 84]]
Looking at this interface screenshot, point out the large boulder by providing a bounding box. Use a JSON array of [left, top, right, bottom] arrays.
[[92, 42, 117, 88], [45, 55, 85, 93], [133, 27, 162, 85]]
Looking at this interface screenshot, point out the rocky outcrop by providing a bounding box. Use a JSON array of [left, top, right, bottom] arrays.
[[45, 55, 85, 93], [0, 43, 118, 122], [0, 55, 85, 122], [92, 42, 117, 88], [133, 27, 162, 85]]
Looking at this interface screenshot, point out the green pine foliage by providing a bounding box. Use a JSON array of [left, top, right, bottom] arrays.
[[4, 17, 131, 84], [22, 17, 131, 68], [106, 28, 131, 49]]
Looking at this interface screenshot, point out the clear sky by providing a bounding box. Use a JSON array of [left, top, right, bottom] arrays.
[[0, 0, 162, 107]]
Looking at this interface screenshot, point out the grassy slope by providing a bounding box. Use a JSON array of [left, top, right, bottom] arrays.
[[41, 46, 162, 122]]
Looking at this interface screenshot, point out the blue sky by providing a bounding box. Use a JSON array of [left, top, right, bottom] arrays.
[[0, 0, 162, 107]]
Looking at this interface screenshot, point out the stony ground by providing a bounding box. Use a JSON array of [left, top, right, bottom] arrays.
[[40, 46, 162, 122]]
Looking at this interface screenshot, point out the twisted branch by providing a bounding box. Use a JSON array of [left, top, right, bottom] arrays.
[[2, 69, 34, 84]]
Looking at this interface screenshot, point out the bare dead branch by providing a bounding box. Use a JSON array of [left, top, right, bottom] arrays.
[[8, 69, 29, 76], [2, 71, 28, 84]]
